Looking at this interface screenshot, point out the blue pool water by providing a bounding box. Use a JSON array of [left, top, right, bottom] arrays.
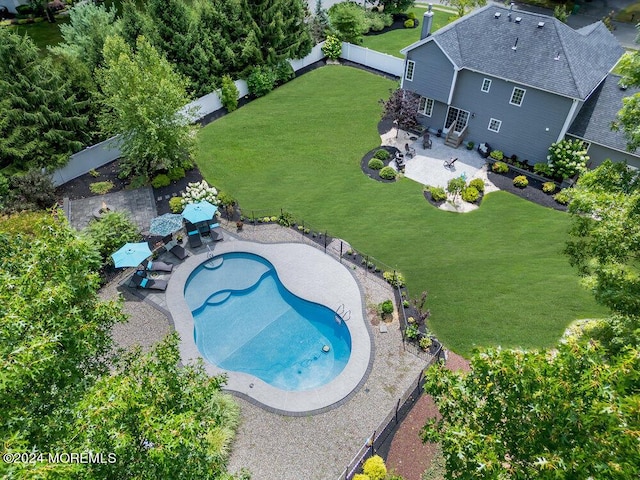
[[184, 252, 352, 391]]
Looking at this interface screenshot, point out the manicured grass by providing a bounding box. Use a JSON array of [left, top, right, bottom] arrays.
[[8, 17, 69, 53], [195, 66, 607, 357], [615, 3, 640, 23], [361, 7, 455, 58]]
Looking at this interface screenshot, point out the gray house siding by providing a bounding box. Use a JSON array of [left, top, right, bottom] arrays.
[[403, 41, 454, 104], [417, 101, 448, 133], [566, 135, 640, 170], [450, 70, 573, 163]]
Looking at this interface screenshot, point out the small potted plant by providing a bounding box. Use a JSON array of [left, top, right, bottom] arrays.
[[236, 221, 243, 231], [176, 234, 184, 244], [466, 141, 474, 150]]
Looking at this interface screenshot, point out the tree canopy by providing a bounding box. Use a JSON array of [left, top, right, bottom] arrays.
[[0, 29, 90, 171], [98, 35, 197, 179], [615, 43, 640, 151], [440, 0, 486, 18], [422, 340, 640, 478]]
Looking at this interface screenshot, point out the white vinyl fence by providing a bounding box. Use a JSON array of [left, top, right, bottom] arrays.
[[51, 40, 403, 186], [340, 42, 404, 77]]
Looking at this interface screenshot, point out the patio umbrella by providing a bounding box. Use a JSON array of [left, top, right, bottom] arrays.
[[149, 213, 184, 237], [111, 242, 152, 268], [181, 200, 218, 224]]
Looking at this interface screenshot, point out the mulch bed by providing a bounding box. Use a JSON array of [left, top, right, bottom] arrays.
[[55, 158, 206, 215], [361, 146, 401, 182], [487, 169, 567, 212], [386, 352, 471, 480]]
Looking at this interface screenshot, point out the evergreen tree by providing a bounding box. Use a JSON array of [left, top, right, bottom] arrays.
[[144, 0, 215, 96], [119, 0, 149, 52], [244, 0, 313, 66], [0, 29, 89, 171]]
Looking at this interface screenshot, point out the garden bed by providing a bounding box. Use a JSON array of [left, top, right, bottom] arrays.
[[360, 145, 401, 182], [487, 168, 567, 212]]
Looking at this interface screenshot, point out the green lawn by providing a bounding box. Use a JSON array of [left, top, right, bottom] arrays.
[[7, 17, 69, 53], [195, 66, 606, 357], [361, 7, 455, 58]]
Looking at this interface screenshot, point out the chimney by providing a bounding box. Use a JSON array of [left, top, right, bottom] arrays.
[[420, 4, 434, 40]]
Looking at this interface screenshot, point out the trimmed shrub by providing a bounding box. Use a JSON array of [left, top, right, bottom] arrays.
[[554, 189, 571, 205], [404, 19, 415, 28], [489, 150, 504, 161], [374, 149, 390, 160], [461, 185, 479, 203], [151, 174, 171, 189], [368, 158, 384, 170], [534, 162, 554, 177], [363, 455, 387, 480], [274, 61, 295, 85], [513, 175, 529, 188], [89, 181, 115, 195], [407, 11, 417, 19], [542, 181, 556, 194], [169, 196, 184, 213], [379, 166, 396, 180], [322, 35, 342, 60], [380, 299, 394, 316], [220, 74, 238, 112], [367, 12, 386, 31], [167, 167, 186, 181], [383, 270, 405, 287], [85, 211, 141, 265], [492, 161, 509, 173], [469, 178, 485, 193], [247, 66, 277, 97], [381, 13, 393, 26], [429, 186, 447, 202], [405, 324, 420, 339], [217, 191, 236, 207], [419, 336, 433, 350]]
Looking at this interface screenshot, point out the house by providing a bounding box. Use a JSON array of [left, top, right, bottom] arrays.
[[0, 0, 29, 14], [400, 4, 640, 169]]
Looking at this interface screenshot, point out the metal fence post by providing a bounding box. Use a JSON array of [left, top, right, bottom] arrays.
[[339, 240, 343, 263]]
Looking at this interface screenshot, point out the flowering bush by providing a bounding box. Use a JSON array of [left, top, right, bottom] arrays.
[[181, 180, 219, 208], [547, 139, 589, 179]]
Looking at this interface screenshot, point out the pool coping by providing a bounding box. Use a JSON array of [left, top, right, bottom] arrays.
[[166, 240, 372, 415]]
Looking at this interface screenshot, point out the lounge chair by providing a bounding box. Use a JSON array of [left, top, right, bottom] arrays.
[[209, 222, 224, 242], [140, 260, 173, 273], [131, 273, 168, 291], [162, 234, 188, 260], [187, 229, 202, 248], [404, 143, 416, 158], [444, 157, 458, 169]]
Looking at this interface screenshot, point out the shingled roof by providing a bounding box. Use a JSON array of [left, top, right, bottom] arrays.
[[568, 74, 638, 152], [402, 5, 624, 99]]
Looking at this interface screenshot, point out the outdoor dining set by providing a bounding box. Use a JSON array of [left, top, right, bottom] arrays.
[[110, 200, 223, 291]]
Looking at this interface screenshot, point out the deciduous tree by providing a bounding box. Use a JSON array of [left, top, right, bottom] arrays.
[[379, 88, 421, 135], [377, 0, 415, 15], [440, 0, 486, 18], [422, 339, 640, 478], [98, 35, 197, 179]]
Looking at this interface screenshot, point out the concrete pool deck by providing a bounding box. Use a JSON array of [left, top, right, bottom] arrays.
[[165, 240, 372, 414]]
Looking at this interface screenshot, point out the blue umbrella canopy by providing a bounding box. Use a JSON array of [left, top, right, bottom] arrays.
[[111, 242, 152, 268], [181, 200, 218, 224], [149, 213, 184, 236]]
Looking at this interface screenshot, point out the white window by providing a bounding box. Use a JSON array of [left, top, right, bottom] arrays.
[[419, 97, 434, 117], [488, 118, 502, 132], [405, 60, 415, 81], [481, 78, 492, 93], [510, 87, 526, 106]]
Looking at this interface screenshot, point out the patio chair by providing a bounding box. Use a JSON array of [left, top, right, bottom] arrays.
[[188, 229, 202, 248], [444, 157, 458, 169], [131, 273, 168, 291], [209, 222, 224, 242], [162, 234, 188, 260], [395, 154, 405, 172], [140, 260, 173, 273], [422, 133, 432, 149], [404, 143, 416, 158], [197, 221, 210, 236]]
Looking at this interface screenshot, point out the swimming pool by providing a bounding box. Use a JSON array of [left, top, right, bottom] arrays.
[[167, 241, 371, 414], [185, 252, 352, 391]]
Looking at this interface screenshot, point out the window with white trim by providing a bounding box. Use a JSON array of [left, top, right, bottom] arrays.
[[405, 60, 415, 81], [418, 97, 434, 117], [481, 78, 492, 93], [488, 118, 502, 132], [510, 87, 526, 106]]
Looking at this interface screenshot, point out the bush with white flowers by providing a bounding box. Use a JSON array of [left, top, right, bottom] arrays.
[[546, 139, 589, 180], [181, 180, 219, 207]]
